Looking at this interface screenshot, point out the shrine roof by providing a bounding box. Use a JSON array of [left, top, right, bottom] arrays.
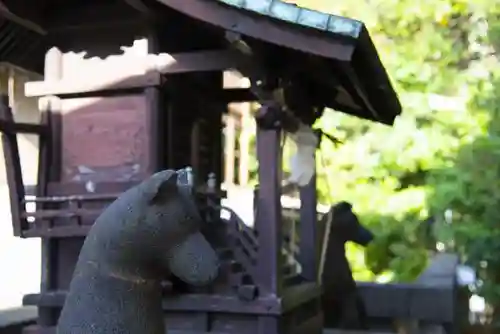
[[158, 0, 402, 125], [224, 0, 360, 39], [0, 0, 403, 125]]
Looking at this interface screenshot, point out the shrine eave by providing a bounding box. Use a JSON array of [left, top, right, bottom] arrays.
[[0, 0, 403, 125], [158, 0, 402, 125]]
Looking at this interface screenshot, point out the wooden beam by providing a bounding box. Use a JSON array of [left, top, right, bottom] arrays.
[[25, 72, 161, 98], [23, 326, 400, 334], [23, 290, 282, 314], [0, 120, 47, 135], [0, 1, 46, 35], [25, 50, 244, 98]]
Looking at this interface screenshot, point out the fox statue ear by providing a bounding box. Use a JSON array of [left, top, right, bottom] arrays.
[[334, 201, 353, 214], [145, 170, 179, 205]]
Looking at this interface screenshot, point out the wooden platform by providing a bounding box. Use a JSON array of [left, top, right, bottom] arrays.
[[323, 331, 395, 334], [21, 327, 397, 334], [0, 306, 37, 334]]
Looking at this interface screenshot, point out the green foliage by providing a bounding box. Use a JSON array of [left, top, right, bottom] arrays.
[[427, 70, 500, 310], [426, 7, 500, 317]]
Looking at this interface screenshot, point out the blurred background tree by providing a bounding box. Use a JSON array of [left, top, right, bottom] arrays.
[[426, 4, 500, 322]]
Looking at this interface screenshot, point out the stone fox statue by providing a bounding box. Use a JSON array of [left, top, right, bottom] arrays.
[[57, 169, 220, 334], [321, 201, 374, 330]]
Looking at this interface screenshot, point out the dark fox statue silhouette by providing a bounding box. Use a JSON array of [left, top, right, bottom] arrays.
[[57, 169, 220, 334], [321, 201, 374, 329]]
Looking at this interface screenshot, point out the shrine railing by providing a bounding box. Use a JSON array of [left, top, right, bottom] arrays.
[[222, 207, 258, 284], [22, 193, 119, 237], [221, 205, 307, 289], [0, 93, 135, 238]]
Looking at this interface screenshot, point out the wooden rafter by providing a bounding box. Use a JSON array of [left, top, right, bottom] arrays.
[[0, 1, 46, 35]]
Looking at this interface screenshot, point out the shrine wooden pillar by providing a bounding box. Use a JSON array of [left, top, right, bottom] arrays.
[[145, 28, 163, 173], [38, 47, 63, 328], [255, 105, 283, 297], [223, 112, 236, 186], [299, 156, 318, 282], [206, 72, 224, 185]]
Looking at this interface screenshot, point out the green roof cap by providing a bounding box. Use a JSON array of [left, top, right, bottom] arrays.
[[218, 0, 363, 38]]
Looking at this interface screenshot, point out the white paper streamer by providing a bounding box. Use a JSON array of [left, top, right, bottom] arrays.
[[288, 123, 318, 186]]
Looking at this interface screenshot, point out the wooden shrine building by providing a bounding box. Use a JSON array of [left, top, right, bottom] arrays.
[[0, 0, 402, 333]]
